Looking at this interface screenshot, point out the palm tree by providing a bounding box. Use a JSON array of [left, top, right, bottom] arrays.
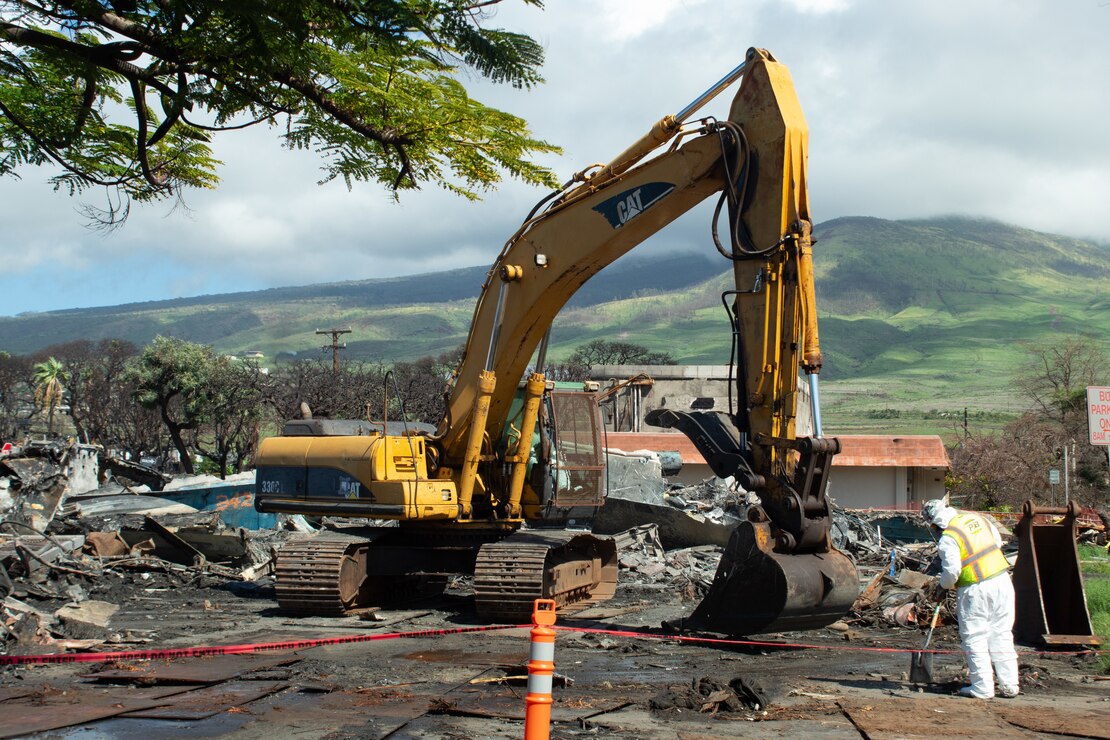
[[33, 357, 68, 435]]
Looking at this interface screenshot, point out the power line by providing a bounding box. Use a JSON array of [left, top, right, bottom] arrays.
[[315, 328, 352, 372]]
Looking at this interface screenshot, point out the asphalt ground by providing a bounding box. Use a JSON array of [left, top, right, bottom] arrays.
[[2, 575, 1107, 739]]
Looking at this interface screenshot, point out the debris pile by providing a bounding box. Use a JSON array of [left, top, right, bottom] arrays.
[[0, 440, 100, 532], [650, 675, 770, 714], [597, 451, 747, 549], [828, 508, 947, 630], [607, 504, 961, 633], [0, 441, 306, 655], [0, 506, 294, 654]]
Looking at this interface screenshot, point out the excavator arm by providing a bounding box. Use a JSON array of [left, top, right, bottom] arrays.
[[437, 47, 857, 633]]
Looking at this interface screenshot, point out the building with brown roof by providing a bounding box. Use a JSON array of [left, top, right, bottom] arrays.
[[604, 431, 948, 510], [592, 366, 949, 510]]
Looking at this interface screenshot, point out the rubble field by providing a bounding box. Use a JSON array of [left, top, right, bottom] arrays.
[[1, 442, 1108, 738]]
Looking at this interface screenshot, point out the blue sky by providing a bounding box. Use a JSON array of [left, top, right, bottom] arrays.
[[3, 0, 1109, 317]]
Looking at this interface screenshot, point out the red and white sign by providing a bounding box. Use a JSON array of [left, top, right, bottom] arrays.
[[1087, 386, 1110, 445]]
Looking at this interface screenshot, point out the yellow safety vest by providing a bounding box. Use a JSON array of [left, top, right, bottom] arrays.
[[942, 512, 1010, 588]]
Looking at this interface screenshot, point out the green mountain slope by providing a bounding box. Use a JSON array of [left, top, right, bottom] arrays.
[[816, 217, 1110, 430], [543, 216, 1110, 434], [4, 216, 1108, 437], [0, 253, 725, 359]]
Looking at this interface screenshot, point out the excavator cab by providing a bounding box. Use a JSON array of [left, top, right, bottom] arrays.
[[500, 379, 607, 522]]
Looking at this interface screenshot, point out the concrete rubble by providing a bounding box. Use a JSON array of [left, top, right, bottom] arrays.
[[596, 448, 961, 632], [0, 441, 308, 656], [596, 448, 747, 549]]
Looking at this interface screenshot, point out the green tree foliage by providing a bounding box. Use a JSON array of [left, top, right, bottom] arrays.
[[31, 355, 67, 434], [950, 336, 1110, 508], [555, 339, 676, 381], [128, 335, 221, 473], [191, 359, 267, 478], [0, 0, 558, 224]]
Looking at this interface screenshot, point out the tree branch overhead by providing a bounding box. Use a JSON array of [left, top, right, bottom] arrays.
[[0, 0, 559, 224]]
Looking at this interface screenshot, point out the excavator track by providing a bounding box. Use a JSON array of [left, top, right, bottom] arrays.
[[274, 535, 370, 616], [273, 529, 476, 617], [473, 531, 618, 623]]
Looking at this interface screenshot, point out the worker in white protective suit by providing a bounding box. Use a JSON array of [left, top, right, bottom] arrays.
[[921, 498, 1020, 699]]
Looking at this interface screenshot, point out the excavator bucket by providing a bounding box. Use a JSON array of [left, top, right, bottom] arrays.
[[1012, 501, 1101, 646], [679, 517, 859, 635]]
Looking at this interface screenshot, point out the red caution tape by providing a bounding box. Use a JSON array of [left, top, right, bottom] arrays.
[[0, 624, 525, 666], [551, 625, 1110, 657], [1, 622, 1103, 667]]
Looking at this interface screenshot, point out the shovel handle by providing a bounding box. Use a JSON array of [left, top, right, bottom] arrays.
[[921, 603, 942, 650]]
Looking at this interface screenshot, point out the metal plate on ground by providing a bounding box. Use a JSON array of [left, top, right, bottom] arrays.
[[120, 680, 288, 719], [0, 685, 194, 738], [81, 653, 301, 684], [429, 688, 628, 721], [403, 648, 522, 667], [840, 698, 1025, 739], [992, 705, 1110, 739]]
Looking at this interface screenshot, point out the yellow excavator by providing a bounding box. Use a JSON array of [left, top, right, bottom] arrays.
[[254, 48, 859, 635]]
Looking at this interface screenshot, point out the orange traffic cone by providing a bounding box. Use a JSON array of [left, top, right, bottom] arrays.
[[524, 599, 557, 740]]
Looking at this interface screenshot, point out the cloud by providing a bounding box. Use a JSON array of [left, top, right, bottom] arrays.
[[2, 0, 1109, 316], [589, 0, 713, 43], [784, 0, 850, 13]]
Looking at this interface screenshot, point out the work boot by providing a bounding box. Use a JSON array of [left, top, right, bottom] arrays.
[[957, 686, 992, 699], [997, 685, 1019, 698]]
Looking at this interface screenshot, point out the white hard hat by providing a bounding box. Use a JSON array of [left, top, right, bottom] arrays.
[[921, 498, 949, 526]]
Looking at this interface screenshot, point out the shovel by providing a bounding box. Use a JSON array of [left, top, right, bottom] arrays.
[[909, 603, 942, 684]]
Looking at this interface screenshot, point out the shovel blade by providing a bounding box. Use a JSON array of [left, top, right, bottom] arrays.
[[909, 650, 934, 683]]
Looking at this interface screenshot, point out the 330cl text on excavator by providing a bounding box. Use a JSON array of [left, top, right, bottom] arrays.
[[253, 48, 860, 635]]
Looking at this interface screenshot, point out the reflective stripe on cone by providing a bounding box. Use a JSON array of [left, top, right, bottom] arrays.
[[525, 599, 557, 740]]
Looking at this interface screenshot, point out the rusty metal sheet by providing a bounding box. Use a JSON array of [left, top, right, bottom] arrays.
[[0, 686, 39, 703], [81, 653, 301, 684], [0, 685, 193, 738], [120, 679, 287, 720], [839, 697, 1025, 739], [292, 687, 432, 739], [430, 687, 628, 721], [993, 705, 1110, 739], [403, 648, 522, 667]]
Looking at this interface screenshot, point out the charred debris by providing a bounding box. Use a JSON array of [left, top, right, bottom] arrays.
[[2, 440, 1106, 656]]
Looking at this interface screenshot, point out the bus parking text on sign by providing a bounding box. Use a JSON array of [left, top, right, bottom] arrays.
[[1087, 386, 1110, 446]]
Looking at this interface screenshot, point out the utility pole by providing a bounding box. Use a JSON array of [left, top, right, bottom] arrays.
[[316, 328, 352, 372], [1064, 443, 1070, 506]]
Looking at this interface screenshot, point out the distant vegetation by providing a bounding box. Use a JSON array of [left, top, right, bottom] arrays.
[[2, 216, 1109, 443]]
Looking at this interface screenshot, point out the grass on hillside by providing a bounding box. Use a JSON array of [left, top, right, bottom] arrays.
[[1080, 543, 1110, 672]]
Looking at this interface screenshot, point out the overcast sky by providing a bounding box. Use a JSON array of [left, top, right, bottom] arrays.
[[3, 0, 1108, 317]]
